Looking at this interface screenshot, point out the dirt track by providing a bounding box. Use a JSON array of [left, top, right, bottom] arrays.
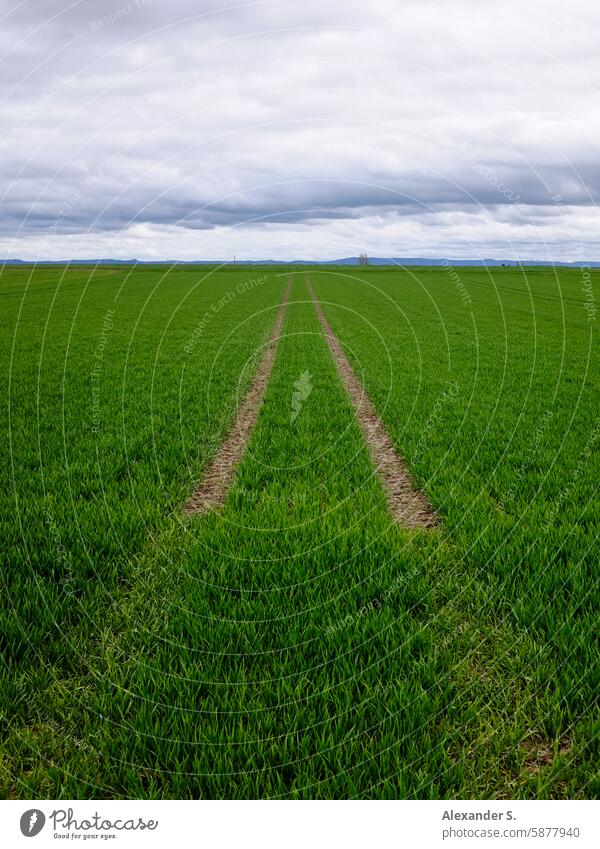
[[184, 277, 291, 514], [307, 276, 438, 529]]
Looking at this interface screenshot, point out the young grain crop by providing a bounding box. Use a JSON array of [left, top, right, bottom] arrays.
[[1, 264, 598, 799]]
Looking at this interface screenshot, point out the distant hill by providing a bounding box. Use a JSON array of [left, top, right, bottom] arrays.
[[2, 257, 600, 267], [299, 258, 600, 267]]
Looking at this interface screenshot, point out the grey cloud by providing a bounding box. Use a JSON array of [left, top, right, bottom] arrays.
[[1, 0, 599, 258]]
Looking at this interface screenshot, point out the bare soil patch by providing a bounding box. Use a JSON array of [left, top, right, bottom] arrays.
[[520, 736, 572, 774]]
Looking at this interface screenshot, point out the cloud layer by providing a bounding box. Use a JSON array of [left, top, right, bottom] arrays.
[[1, 0, 599, 260]]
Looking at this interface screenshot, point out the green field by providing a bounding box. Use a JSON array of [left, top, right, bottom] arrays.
[[1, 263, 598, 799]]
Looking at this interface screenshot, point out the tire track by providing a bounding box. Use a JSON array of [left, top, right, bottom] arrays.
[[306, 275, 438, 529], [185, 277, 292, 514]]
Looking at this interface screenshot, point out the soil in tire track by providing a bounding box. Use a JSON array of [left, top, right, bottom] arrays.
[[306, 275, 438, 529], [185, 277, 292, 514]]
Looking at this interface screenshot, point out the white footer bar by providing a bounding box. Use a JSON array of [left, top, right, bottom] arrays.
[[1, 800, 598, 848]]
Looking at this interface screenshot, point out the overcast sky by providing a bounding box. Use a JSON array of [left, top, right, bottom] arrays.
[[1, 0, 599, 261]]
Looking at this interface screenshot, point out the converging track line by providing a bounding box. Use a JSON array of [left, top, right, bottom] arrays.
[[184, 277, 292, 515], [306, 275, 438, 529]]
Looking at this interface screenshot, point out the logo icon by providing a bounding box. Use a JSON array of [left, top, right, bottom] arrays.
[[290, 370, 313, 424], [20, 810, 46, 837]]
